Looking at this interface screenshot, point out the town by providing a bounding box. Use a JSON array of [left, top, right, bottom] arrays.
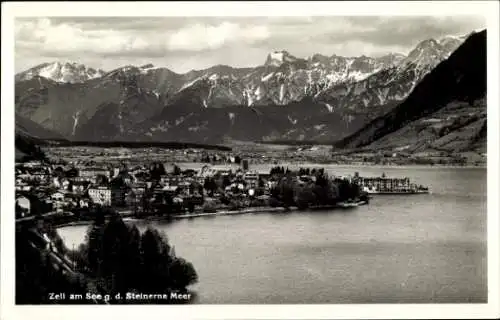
[[15, 149, 368, 224]]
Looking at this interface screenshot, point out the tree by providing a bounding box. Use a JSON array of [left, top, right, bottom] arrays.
[[53, 167, 65, 178], [168, 257, 198, 290], [150, 162, 167, 181], [188, 183, 196, 195], [172, 164, 182, 176], [333, 179, 360, 201], [295, 185, 314, 210], [65, 167, 79, 178], [222, 176, 231, 189], [95, 174, 109, 186], [204, 177, 217, 195], [276, 177, 296, 209], [258, 177, 265, 188], [85, 224, 104, 277]]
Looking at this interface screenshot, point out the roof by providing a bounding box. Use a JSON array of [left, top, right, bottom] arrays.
[[163, 186, 178, 191], [81, 167, 108, 172], [89, 186, 110, 190]]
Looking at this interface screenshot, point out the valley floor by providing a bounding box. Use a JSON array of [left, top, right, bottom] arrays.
[[41, 144, 486, 169]]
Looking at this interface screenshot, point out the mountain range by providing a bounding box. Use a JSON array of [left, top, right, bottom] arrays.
[[335, 30, 487, 155], [15, 32, 483, 151]]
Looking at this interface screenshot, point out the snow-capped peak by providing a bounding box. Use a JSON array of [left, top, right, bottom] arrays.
[[265, 50, 298, 67], [402, 35, 464, 68], [16, 61, 106, 83]]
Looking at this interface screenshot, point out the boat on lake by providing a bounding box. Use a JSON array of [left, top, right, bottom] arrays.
[[336, 199, 369, 208], [336, 201, 360, 208]]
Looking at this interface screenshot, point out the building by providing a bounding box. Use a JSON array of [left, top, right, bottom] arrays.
[[88, 187, 112, 206], [32, 172, 50, 183], [79, 199, 90, 208], [24, 160, 43, 168], [241, 159, 249, 171], [195, 176, 205, 185], [243, 171, 260, 188], [72, 181, 90, 194], [353, 173, 412, 193], [79, 167, 110, 179], [89, 185, 127, 207], [177, 181, 192, 196], [15, 182, 32, 192], [51, 191, 69, 211], [71, 176, 94, 183], [161, 175, 180, 186], [51, 191, 66, 202], [16, 196, 31, 215], [112, 167, 120, 178]]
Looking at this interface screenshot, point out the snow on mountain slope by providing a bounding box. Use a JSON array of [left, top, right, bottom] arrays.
[[168, 35, 460, 108], [316, 34, 466, 110], [14, 32, 471, 143], [16, 62, 106, 83]]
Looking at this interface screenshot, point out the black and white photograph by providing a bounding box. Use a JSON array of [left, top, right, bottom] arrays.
[[1, 1, 499, 319]]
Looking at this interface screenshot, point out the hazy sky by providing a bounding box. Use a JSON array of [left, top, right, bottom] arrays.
[[15, 16, 486, 74]]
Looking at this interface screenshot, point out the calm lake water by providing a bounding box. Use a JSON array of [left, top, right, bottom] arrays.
[[58, 165, 487, 303]]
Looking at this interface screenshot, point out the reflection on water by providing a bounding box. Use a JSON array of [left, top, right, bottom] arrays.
[[58, 166, 487, 304]]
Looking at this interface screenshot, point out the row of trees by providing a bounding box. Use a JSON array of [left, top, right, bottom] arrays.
[[269, 166, 291, 175]]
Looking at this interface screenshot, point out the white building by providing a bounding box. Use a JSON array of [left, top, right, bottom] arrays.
[[16, 196, 31, 214], [88, 186, 125, 206], [79, 199, 90, 208], [80, 167, 110, 179], [88, 187, 112, 206], [24, 160, 42, 168], [51, 191, 68, 211], [243, 171, 259, 188], [51, 192, 65, 201]]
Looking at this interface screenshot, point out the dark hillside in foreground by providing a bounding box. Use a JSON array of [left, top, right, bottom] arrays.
[[334, 30, 487, 151]]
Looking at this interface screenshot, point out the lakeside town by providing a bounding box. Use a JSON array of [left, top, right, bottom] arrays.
[[16, 148, 374, 224]]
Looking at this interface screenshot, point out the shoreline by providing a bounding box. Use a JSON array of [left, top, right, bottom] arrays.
[[56, 204, 364, 228], [176, 161, 486, 169]]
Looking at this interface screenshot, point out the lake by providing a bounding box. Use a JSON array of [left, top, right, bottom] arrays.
[[58, 165, 487, 303]]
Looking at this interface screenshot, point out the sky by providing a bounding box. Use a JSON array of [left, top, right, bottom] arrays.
[[14, 16, 486, 74]]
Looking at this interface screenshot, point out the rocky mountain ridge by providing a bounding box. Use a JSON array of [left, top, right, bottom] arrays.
[[14, 33, 470, 144], [15, 61, 106, 84]]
